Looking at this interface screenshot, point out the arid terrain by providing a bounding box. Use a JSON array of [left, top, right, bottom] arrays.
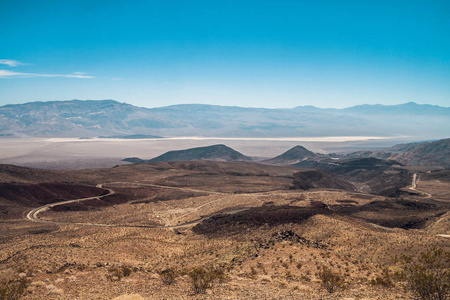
[[2, 2, 450, 298], [0, 136, 414, 170], [0, 160, 449, 299]]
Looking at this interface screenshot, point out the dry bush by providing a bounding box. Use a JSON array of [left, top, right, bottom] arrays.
[[55, 262, 76, 273], [106, 266, 134, 281], [318, 266, 345, 293], [188, 267, 224, 294], [158, 268, 178, 285], [402, 247, 450, 300], [300, 274, 311, 282], [0, 277, 29, 300], [369, 268, 394, 288], [121, 266, 133, 277]]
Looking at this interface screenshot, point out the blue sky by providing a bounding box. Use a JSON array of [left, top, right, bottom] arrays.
[[0, 0, 449, 108]]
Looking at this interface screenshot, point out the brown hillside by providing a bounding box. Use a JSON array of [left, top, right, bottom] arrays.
[[290, 169, 355, 191]]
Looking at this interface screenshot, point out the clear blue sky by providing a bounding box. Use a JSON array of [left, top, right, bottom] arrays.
[[1, 0, 449, 108]]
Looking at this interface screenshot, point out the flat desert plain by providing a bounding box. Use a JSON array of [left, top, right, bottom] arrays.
[[0, 136, 414, 170]]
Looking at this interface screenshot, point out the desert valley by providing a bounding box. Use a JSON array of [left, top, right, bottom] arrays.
[[0, 129, 449, 299], [2, 1, 450, 298]]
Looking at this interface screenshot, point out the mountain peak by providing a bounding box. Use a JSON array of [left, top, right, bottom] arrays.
[[263, 145, 317, 165]]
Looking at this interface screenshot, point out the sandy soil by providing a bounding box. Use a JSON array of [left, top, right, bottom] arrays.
[[0, 161, 448, 299]]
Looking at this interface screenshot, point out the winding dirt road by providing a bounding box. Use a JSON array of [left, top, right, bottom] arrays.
[[25, 181, 350, 229], [26, 182, 249, 229], [409, 173, 432, 198], [26, 188, 119, 227], [26, 175, 437, 230]]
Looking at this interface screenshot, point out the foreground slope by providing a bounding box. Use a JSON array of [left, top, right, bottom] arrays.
[[0, 161, 448, 299]]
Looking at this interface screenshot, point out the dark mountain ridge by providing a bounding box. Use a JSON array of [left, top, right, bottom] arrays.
[[123, 144, 251, 163]]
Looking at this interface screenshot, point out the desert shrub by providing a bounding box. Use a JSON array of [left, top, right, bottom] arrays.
[[402, 247, 449, 300], [300, 274, 311, 282], [106, 265, 134, 281], [158, 268, 178, 285], [106, 267, 123, 281], [188, 267, 224, 294], [310, 201, 327, 208], [0, 277, 29, 300], [318, 266, 345, 293], [55, 262, 76, 273], [121, 266, 133, 277], [369, 268, 394, 288], [257, 262, 266, 275], [285, 271, 295, 281]]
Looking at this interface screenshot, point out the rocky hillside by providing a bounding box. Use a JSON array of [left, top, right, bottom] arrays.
[[293, 158, 409, 196], [391, 138, 450, 167], [290, 169, 355, 191], [342, 138, 450, 168]]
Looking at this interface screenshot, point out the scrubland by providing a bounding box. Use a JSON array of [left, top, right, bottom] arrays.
[[0, 161, 448, 299]]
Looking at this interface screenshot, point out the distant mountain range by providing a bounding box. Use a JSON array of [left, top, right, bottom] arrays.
[[0, 100, 449, 138]]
